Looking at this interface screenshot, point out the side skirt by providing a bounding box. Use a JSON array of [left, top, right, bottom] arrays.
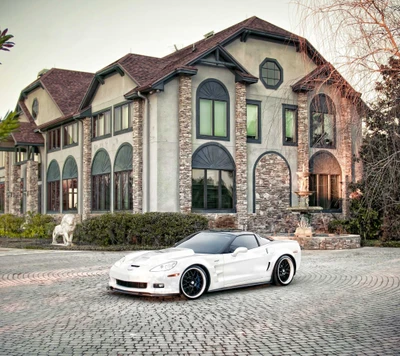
[[209, 279, 273, 293]]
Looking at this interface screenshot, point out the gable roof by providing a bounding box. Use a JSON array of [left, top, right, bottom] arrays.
[[21, 68, 94, 117], [11, 101, 44, 146], [292, 64, 361, 98], [80, 54, 164, 109], [124, 16, 326, 98]]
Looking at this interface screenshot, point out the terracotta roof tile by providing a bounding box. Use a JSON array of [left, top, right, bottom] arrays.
[[12, 101, 44, 145], [39, 69, 94, 115]]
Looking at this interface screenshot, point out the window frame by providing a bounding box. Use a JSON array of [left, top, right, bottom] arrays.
[[226, 234, 260, 253], [310, 94, 336, 149], [191, 168, 235, 213], [196, 79, 230, 141], [48, 128, 61, 152], [91, 173, 111, 211], [92, 108, 112, 141], [114, 102, 132, 135], [309, 173, 342, 212], [32, 98, 39, 119], [259, 58, 283, 90], [114, 170, 133, 211], [62, 178, 78, 212], [63, 122, 79, 148], [282, 104, 298, 146], [246, 100, 262, 144]]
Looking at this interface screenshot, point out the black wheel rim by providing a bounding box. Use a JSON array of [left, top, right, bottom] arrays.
[[182, 268, 205, 297], [278, 259, 291, 283]]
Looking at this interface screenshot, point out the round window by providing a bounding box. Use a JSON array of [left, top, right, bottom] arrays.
[[32, 99, 39, 119]]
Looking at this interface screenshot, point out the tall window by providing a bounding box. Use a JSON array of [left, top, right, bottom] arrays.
[[0, 152, 4, 168], [260, 58, 283, 89], [192, 143, 235, 212], [63, 122, 78, 147], [114, 103, 131, 133], [62, 156, 78, 211], [32, 98, 39, 119], [310, 94, 336, 148], [92, 149, 111, 211], [247, 100, 261, 143], [15, 147, 27, 163], [282, 104, 298, 145], [47, 160, 60, 212], [114, 144, 133, 211], [197, 79, 229, 140], [0, 182, 4, 213], [48, 128, 61, 151], [309, 174, 341, 210], [92, 110, 111, 139], [309, 151, 341, 211]]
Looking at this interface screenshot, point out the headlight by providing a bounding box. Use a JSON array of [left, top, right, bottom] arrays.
[[114, 257, 126, 267], [150, 261, 177, 272]]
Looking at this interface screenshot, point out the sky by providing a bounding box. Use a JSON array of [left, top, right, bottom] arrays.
[[0, 0, 315, 117]]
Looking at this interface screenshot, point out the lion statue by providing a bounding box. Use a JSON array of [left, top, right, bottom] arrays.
[[52, 214, 77, 246]]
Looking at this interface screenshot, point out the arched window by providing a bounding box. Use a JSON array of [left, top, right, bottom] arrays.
[[114, 143, 133, 211], [91, 149, 111, 211], [310, 94, 336, 148], [47, 160, 60, 212], [192, 143, 235, 212], [309, 151, 341, 211], [62, 156, 78, 211], [196, 79, 230, 140]]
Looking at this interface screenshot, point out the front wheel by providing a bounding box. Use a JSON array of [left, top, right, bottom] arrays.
[[180, 266, 207, 299], [273, 256, 295, 286]]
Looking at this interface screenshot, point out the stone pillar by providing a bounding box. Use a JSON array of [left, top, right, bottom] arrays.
[[340, 97, 353, 217], [82, 118, 92, 220], [26, 160, 38, 213], [132, 98, 143, 213], [297, 92, 310, 179], [235, 82, 247, 229], [4, 152, 10, 213], [178, 75, 192, 213], [10, 165, 21, 216]]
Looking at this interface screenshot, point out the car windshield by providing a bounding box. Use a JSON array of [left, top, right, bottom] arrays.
[[175, 232, 236, 254]]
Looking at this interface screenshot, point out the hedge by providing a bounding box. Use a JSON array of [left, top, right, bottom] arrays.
[[74, 212, 209, 246]]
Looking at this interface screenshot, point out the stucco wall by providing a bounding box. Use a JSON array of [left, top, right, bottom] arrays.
[[25, 87, 63, 126], [91, 73, 137, 111]]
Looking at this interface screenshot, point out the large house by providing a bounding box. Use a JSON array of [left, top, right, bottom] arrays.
[[0, 16, 363, 233]]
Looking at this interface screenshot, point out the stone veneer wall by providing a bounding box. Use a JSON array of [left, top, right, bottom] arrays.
[[178, 75, 192, 213], [235, 82, 247, 229], [297, 92, 310, 177], [82, 118, 92, 220], [10, 165, 21, 215], [26, 160, 38, 213], [250, 153, 293, 233], [4, 152, 10, 213], [338, 97, 353, 216], [132, 99, 143, 213]]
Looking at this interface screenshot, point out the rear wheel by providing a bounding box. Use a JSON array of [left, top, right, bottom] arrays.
[[273, 255, 295, 286], [180, 266, 207, 299]]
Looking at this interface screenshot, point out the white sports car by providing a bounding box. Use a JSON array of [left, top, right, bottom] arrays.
[[108, 231, 301, 299]]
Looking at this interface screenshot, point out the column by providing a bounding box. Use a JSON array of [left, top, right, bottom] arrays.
[[26, 160, 38, 213], [178, 75, 192, 214], [82, 118, 92, 220], [132, 98, 143, 213], [235, 82, 247, 229]]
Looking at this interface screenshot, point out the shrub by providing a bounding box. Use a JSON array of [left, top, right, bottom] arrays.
[[74, 212, 209, 246], [0, 214, 24, 237], [21, 212, 57, 239]]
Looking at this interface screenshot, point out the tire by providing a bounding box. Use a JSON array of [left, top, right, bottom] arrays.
[[180, 265, 207, 299], [273, 255, 295, 286]]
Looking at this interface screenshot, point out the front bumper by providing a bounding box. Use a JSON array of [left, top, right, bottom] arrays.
[[108, 265, 181, 296]]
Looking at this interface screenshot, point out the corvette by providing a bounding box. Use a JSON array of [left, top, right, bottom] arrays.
[[108, 231, 301, 299]]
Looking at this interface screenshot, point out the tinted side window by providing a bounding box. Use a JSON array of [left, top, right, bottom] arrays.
[[228, 234, 259, 253]]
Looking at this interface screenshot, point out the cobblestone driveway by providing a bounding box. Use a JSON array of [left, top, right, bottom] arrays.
[[0, 247, 399, 356]]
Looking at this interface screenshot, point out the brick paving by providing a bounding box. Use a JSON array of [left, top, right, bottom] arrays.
[[0, 247, 399, 355]]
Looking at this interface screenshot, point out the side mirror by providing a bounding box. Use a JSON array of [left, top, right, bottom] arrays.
[[232, 247, 248, 257]]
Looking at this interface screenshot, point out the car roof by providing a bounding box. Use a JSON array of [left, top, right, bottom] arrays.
[[201, 230, 257, 236]]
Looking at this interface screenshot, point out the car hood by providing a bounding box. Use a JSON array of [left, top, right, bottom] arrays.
[[119, 248, 195, 268]]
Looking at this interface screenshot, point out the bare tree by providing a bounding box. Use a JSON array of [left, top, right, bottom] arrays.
[[294, 0, 400, 98]]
